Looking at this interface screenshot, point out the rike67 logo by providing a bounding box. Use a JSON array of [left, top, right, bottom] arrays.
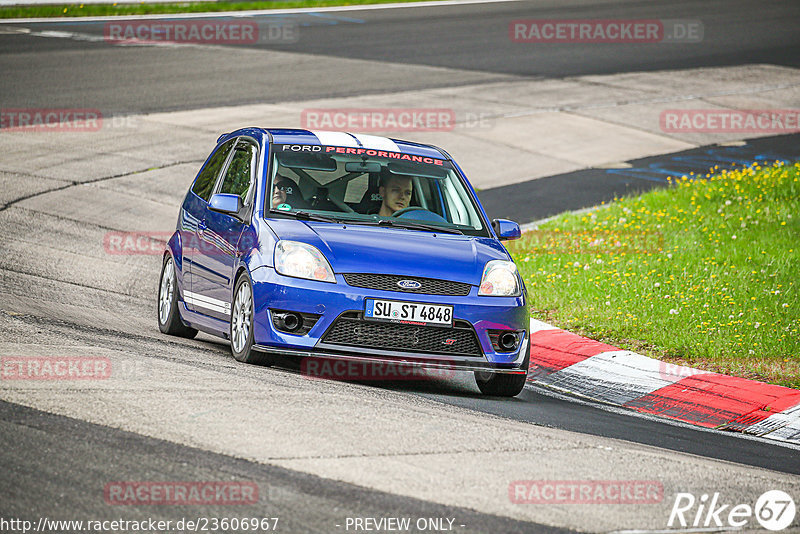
[[668, 490, 796, 531]]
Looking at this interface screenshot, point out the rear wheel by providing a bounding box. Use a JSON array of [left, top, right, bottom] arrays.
[[230, 275, 271, 366], [157, 256, 198, 339]]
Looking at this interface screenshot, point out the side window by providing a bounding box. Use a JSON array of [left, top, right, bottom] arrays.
[[192, 139, 235, 202], [218, 141, 257, 203]]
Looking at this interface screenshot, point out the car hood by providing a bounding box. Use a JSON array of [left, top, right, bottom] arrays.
[[265, 219, 511, 285]]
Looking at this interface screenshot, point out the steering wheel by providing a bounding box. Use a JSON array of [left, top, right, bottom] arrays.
[[391, 206, 427, 217]]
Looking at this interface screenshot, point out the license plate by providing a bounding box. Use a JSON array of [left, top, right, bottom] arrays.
[[364, 299, 453, 327]]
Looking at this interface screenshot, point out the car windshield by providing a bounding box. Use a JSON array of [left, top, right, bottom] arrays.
[[266, 144, 488, 236]]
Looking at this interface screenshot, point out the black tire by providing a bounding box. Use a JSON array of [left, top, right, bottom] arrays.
[[157, 255, 198, 339], [474, 372, 527, 397], [474, 347, 529, 397], [230, 275, 272, 366]]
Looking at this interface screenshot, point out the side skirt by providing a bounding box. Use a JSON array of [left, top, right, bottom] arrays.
[[178, 302, 229, 339]]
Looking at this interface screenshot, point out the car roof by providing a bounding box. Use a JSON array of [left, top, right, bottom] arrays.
[[219, 128, 450, 161]]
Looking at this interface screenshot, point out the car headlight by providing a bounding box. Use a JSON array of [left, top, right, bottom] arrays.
[[478, 260, 521, 296], [275, 240, 336, 283]]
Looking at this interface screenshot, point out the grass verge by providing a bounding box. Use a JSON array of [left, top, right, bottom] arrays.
[[0, 0, 429, 19], [509, 161, 799, 389]]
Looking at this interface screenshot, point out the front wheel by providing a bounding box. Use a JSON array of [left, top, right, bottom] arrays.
[[474, 346, 529, 397], [230, 275, 271, 366], [157, 255, 198, 339], [474, 371, 528, 397]]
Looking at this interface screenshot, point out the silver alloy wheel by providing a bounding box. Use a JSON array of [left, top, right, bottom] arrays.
[[159, 258, 174, 325], [231, 281, 252, 353]]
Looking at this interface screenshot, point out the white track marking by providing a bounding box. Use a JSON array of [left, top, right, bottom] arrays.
[[528, 317, 558, 334], [540, 350, 689, 406], [0, 0, 524, 24], [528, 318, 800, 444], [524, 382, 800, 452]]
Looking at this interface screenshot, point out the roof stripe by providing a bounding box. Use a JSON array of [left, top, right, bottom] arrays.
[[351, 133, 401, 152], [309, 130, 359, 147]]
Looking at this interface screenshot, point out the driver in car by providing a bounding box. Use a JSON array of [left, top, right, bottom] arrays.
[[378, 175, 413, 216], [272, 175, 298, 209]]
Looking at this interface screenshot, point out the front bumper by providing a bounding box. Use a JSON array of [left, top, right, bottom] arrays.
[[252, 344, 529, 374], [250, 266, 529, 372]]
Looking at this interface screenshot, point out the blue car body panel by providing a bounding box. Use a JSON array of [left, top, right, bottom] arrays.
[[166, 128, 529, 372]]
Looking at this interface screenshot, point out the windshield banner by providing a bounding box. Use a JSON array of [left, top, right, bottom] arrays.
[[279, 144, 445, 166]]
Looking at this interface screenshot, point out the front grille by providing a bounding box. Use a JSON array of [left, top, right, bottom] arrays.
[[342, 273, 471, 296], [321, 312, 482, 357]]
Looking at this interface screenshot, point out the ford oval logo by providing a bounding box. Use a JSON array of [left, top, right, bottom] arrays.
[[397, 279, 422, 290]]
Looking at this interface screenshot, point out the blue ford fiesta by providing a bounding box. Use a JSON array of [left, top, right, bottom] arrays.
[[157, 128, 530, 396]]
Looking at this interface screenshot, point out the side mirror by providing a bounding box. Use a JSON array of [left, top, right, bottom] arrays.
[[492, 219, 521, 241], [209, 193, 243, 217]]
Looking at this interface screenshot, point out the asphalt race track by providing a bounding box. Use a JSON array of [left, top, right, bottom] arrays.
[[1, 0, 800, 113], [1, 1, 799, 532]]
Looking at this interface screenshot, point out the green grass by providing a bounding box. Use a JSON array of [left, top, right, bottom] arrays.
[[0, 0, 429, 19], [509, 161, 800, 389]]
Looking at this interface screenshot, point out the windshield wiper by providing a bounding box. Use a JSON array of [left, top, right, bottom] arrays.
[[290, 211, 344, 224], [287, 211, 463, 234], [377, 218, 463, 235]]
